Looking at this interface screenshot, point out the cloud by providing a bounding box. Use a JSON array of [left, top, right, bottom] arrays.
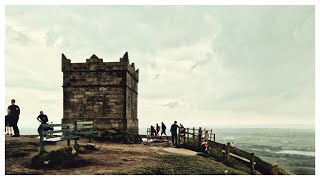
[[5, 6, 315, 130], [152, 73, 160, 80], [190, 52, 213, 71], [163, 100, 180, 109]]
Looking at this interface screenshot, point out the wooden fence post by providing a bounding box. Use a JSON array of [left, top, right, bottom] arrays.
[[192, 127, 195, 140], [214, 134, 216, 142], [187, 128, 189, 142], [198, 130, 202, 148], [183, 128, 186, 142], [226, 142, 230, 161], [250, 153, 255, 175]]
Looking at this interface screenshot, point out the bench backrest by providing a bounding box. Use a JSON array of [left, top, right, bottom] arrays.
[[40, 124, 72, 135], [74, 121, 94, 133], [39, 123, 78, 153]]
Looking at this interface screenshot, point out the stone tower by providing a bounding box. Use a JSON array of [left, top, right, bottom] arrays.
[[61, 52, 139, 135]]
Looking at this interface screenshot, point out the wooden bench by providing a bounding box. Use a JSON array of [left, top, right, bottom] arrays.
[[74, 121, 98, 144], [39, 124, 80, 153]]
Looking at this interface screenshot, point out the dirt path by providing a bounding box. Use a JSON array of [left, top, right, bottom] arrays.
[[151, 147, 198, 156]]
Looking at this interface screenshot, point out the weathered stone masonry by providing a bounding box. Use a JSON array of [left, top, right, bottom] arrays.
[[61, 52, 139, 134]]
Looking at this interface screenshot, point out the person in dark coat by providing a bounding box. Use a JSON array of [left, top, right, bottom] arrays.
[[156, 123, 160, 136], [37, 111, 49, 137], [37, 111, 48, 124], [150, 125, 156, 138], [161, 122, 167, 136], [170, 121, 179, 146], [8, 99, 20, 137], [5, 108, 13, 135]]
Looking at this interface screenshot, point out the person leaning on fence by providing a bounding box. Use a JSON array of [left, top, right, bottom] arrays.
[[5, 108, 13, 135], [170, 121, 179, 146], [37, 111, 49, 137]]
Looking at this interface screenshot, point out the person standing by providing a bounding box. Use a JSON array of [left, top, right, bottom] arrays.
[[204, 130, 209, 142], [161, 122, 167, 137], [198, 127, 203, 140], [8, 99, 20, 137], [170, 121, 179, 146], [37, 111, 49, 137], [5, 108, 13, 135], [156, 123, 160, 137], [150, 125, 156, 138], [198, 127, 203, 147], [179, 123, 185, 142]]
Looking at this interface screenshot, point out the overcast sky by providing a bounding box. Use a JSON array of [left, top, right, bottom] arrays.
[[5, 6, 315, 132]]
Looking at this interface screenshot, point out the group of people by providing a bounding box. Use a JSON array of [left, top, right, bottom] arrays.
[[149, 121, 211, 155], [149, 121, 185, 146], [5, 99, 51, 137], [150, 122, 167, 138]]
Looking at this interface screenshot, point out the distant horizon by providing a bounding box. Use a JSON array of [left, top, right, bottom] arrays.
[[18, 124, 315, 136]]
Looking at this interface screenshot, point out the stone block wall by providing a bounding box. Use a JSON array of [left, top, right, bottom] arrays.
[[61, 52, 139, 134]]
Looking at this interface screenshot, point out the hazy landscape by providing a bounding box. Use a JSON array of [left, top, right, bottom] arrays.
[[138, 127, 315, 175], [213, 128, 315, 175], [21, 126, 314, 174]]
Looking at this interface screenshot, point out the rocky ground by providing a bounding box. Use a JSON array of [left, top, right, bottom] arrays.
[[5, 135, 249, 175]]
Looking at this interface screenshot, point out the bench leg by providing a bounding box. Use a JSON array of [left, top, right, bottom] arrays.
[[39, 126, 45, 153], [89, 134, 92, 143], [40, 137, 45, 153], [74, 140, 78, 150], [67, 139, 70, 146]]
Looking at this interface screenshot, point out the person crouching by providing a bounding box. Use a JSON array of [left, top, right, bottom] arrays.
[[201, 141, 210, 156]]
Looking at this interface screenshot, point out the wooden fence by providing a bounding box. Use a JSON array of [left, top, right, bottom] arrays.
[[222, 142, 256, 175], [146, 126, 256, 174], [146, 127, 216, 144], [179, 127, 215, 144]]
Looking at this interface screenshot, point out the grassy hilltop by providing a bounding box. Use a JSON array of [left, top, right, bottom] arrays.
[[5, 135, 287, 175]]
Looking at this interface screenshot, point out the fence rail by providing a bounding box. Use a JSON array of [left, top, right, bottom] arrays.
[[145, 126, 256, 175], [181, 127, 215, 143], [223, 142, 256, 175], [146, 127, 216, 143]]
